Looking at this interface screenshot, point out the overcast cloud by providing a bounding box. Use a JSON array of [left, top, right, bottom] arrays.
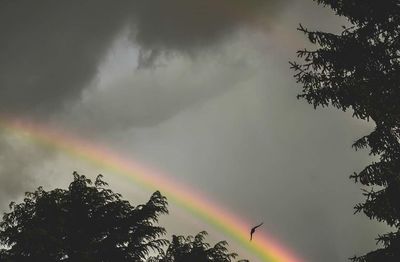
[[0, 0, 285, 115], [0, 1, 386, 262]]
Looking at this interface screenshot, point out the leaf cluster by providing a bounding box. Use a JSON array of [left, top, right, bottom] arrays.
[[148, 231, 248, 262], [291, 0, 400, 260], [0, 172, 168, 262], [0, 172, 246, 262]]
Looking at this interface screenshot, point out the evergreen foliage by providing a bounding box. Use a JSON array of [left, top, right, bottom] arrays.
[[291, 0, 400, 261]]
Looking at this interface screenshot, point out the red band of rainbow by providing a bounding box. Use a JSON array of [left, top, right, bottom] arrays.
[[0, 116, 302, 262]]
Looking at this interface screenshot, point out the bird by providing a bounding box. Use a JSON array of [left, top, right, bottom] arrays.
[[250, 222, 263, 241]]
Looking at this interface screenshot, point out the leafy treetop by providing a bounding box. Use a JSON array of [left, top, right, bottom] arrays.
[[0, 172, 247, 262], [0, 172, 168, 262], [148, 231, 248, 262]]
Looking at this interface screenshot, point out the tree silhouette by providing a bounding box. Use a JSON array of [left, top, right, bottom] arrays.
[[0, 172, 168, 261], [291, 0, 400, 261], [0, 172, 246, 261], [148, 231, 247, 262]]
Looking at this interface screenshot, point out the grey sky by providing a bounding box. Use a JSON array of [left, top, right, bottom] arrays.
[[0, 1, 385, 261], [0, 0, 284, 114]]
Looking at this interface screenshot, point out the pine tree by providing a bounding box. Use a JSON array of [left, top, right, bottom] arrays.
[[290, 0, 400, 260]]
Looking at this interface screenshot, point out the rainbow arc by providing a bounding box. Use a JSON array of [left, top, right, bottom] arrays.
[[0, 116, 302, 262]]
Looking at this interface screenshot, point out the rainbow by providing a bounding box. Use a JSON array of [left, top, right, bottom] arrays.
[[0, 116, 302, 262]]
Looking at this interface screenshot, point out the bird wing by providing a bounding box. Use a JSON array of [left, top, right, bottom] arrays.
[[252, 222, 264, 230], [250, 222, 263, 242]]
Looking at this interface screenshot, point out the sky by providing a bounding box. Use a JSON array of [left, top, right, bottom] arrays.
[[0, 1, 387, 261]]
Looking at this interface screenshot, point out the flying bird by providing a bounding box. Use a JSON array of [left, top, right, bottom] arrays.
[[250, 222, 263, 241]]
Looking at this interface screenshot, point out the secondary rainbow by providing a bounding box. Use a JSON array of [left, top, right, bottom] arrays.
[[0, 116, 302, 262]]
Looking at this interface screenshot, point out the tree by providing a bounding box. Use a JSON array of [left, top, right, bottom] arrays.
[[0, 172, 168, 262], [291, 0, 400, 261], [0, 173, 245, 262], [148, 231, 247, 262]]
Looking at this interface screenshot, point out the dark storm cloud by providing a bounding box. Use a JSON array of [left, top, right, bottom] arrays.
[[0, 0, 285, 115], [0, 1, 386, 261], [0, 0, 127, 115], [130, 0, 283, 53]]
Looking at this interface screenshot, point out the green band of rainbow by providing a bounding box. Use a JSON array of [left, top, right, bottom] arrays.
[[0, 116, 302, 262]]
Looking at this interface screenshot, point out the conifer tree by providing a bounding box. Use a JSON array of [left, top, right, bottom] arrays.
[[291, 1, 400, 260]]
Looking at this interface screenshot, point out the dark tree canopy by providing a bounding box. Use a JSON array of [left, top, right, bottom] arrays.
[[0, 173, 245, 262], [148, 231, 247, 262], [0, 172, 168, 262], [291, 0, 400, 261]]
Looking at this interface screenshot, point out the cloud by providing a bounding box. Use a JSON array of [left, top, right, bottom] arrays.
[[0, 131, 54, 208], [0, 0, 286, 115], [130, 0, 284, 53], [0, 0, 286, 211], [0, 1, 383, 261], [58, 32, 257, 132], [77, 20, 381, 261], [0, 1, 126, 115], [0, 0, 285, 205]]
